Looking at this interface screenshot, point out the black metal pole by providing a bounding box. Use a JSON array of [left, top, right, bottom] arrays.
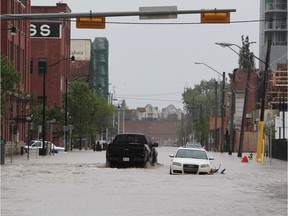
[[40, 63, 47, 156], [282, 91, 285, 138], [256, 40, 271, 162], [220, 72, 225, 152], [228, 73, 235, 155], [65, 77, 68, 151], [214, 81, 218, 151]]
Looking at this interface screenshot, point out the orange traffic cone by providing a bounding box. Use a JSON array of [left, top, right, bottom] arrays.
[[241, 156, 249, 163]]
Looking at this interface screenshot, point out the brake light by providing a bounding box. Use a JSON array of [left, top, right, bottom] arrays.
[[142, 147, 146, 156]]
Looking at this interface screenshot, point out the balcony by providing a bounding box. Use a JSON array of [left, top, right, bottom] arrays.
[[266, 21, 287, 30], [266, 3, 287, 11]]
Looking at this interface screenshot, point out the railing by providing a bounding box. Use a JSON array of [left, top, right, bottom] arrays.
[[266, 3, 287, 11], [271, 41, 287, 46], [266, 21, 287, 30]]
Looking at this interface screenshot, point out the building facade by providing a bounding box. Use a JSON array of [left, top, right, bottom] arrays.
[[1, 0, 31, 151], [259, 0, 287, 69], [30, 3, 72, 108], [70, 39, 92, 82], [161, 104, 182, 120], [91, 37, 109, 99]]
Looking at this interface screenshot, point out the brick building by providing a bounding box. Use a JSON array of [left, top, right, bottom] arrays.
[[1, 0, 31, 150], [124, 120, 179, 146], [30, 3, 71, 108]]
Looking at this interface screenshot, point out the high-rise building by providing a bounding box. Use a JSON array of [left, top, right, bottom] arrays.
[[259, 0, 287, 69]]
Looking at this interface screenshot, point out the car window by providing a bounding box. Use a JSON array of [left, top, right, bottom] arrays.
[[186, 142, 202, 148], [114, 134, 147, 144], [35, 141, 42, 147], [176, 149, 208, 160]]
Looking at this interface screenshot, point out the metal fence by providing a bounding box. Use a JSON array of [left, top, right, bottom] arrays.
[[272, 139, 287, 161]]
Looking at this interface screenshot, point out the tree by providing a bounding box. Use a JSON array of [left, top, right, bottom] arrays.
[[67, 80, 114, 149], [0, 56, 21, 117], [181, 79, 221, 146], [238, 35, 256, 69]]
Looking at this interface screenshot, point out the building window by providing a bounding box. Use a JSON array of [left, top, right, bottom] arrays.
[[20, 0, 26, 7], [30, 59, 33, 75], [37, 96, 46, 105], [38, 58, 47, 75]]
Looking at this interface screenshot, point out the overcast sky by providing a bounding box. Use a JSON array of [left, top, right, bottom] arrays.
[[31, 0, 260, 110]]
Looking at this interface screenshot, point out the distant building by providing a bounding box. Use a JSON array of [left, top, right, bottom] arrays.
[[70, 39, 92, 82], [259, 0, 287, 70], [91, 37, 109, 99], [137, 104, 159, 121], [161, 104, 182, 120]]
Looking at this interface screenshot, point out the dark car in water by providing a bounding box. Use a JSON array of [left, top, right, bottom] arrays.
[[106, 133, 158, 168]]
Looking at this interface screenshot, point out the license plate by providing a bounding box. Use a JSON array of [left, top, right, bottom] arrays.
[[123, 157, 130, 162]]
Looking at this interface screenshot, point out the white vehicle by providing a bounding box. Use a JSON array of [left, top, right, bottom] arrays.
[[169, 147, 214, 175], [25, 140, 65, 153]]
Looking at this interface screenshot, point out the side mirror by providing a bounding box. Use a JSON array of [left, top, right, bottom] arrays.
[[169, 154, 174, 158], [209, 157, 214, 160], [153, 143, 158, 147]]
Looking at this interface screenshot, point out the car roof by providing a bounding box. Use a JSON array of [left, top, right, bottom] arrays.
[[178, 147, 206, 151]]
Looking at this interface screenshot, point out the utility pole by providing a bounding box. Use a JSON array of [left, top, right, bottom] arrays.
[[214, 81, 218, 151], [220, 72, 226, 152], [228, 73, 236, 155], [257, 40, 271, 163], [238, 54, 253, 158]]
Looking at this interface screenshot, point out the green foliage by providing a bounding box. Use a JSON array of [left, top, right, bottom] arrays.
[[238, 35, 256, 69], [181, 79, 222, 145], [0, 56, 21, 116], [67, 80, 114, 139]]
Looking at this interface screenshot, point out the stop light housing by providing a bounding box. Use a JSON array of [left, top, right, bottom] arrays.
[[201, 12, 230, 23], [76, 17, 105, 29]]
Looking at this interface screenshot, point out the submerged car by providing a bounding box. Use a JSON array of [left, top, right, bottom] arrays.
[[169, 147, 214, 175], [25, 140, 65, 153]]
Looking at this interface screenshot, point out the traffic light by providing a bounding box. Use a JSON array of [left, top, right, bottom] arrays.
[[76, 17, 106, 29], [201, 12, 230, 23]]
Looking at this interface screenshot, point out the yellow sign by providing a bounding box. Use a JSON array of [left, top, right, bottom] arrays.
[[201, 12, 230, 23], [76, 17, 105, 29]]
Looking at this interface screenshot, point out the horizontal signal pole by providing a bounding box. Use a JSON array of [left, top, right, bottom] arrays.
[[1, 9, 236, 20]]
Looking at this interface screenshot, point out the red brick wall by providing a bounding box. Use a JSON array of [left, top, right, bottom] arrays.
[[30, 3, 71, 108], [124, 120, 180, 146]]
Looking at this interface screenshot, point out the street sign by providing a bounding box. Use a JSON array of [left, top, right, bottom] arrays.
[[76, 17, 105, 29], [139, 6, 177, 20], [63, 125, 68, 131]]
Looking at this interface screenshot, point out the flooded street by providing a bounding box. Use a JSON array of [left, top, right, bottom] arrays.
[[1, 147, 287, 216]]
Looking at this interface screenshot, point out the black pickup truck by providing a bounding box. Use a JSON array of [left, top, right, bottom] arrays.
[[106, 133, 158, 167]]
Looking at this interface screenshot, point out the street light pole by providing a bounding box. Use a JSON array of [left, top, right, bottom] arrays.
[[214, 81, 218, 151], [65, 76, 68, 151], [39, 62, 47, 156], [195, 62, 225, 152], [215, 41, 268, 159], [39, 56, 75, 156]]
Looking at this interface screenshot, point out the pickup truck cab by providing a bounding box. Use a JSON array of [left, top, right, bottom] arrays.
[[106, 133, 158, 167]]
